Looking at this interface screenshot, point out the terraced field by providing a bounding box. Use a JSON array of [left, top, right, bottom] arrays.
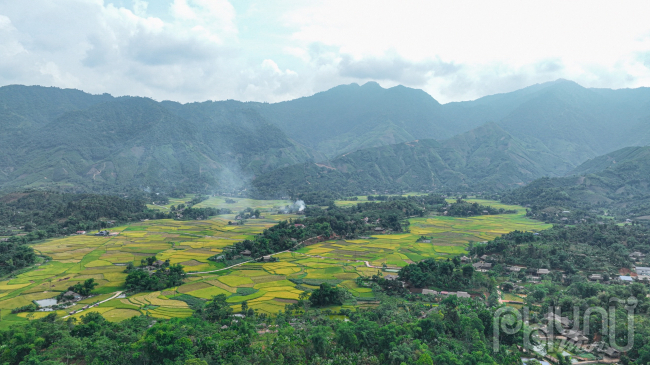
[[0, 197, 550, 327]]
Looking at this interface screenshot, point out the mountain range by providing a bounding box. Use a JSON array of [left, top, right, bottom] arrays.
[[502, 145, 650, 218], [0, 79, 648, 194]]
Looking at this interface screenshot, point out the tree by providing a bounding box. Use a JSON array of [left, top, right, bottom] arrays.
[[416, 353, 433, 365], [241, 300, 248, 313], [204, 294, 232, 322], [309, 283, 346, 307]]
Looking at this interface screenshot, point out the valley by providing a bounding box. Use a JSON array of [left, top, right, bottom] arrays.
[[0, 197, 547, 328]]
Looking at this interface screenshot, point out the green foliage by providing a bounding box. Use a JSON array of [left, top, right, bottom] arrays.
[[442, 198, 516, 217], [0, 242, 36, 276], [67, 278, 98, 296], [309, 283, 347, 307], [474, 223, 650, 271], [125, 265, 186, 292], [203, 294, 233, 322], [11, 303, 39, 314], [0, 191, 170, 245]]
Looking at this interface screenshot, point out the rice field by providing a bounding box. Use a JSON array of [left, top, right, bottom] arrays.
[[0, 197, 549, 326]]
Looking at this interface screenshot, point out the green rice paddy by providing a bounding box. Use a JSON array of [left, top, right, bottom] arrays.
[[0, 197, 549, 326]]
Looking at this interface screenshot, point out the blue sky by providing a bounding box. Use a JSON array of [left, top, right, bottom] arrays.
[[1, 0, 650, 103]]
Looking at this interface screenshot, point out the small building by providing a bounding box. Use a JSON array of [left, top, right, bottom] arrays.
[[588, 274, 603, 281], [63, 291, 83, 301], [263, 255, 272, 262], [294, 224, 305, 228], [536, 269, 550, 275], [241, 250, 252, 256], [480, 255, 488, 260], [630, 252, 646, 259], [153, 260, 165, 267], [374, 227, 385, 232], [384, 274, 398, 281], [636, 266, 650, 276], [460, 256, 469, 263], [508, 266, 523, 272], [95, 230, 109, 236], [604, 347, 620, 358], [422, 289, 439, 295], [455, 291, 471, 298], [472, 262, 492, 270], [619, 275, 634, 283], [76, 231, 86, 234]]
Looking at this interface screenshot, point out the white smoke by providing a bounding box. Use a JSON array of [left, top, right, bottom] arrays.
[[280, 200, 306, 213]]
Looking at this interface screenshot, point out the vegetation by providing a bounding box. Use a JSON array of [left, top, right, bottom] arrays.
[[67, 278, 98, 296], [0, 191, 168, 244], [0, 295, 526, 365], [472, 223, 650, 272], [125, 264, 186, 292], [441, 198, 516, 217], [0, 242, 36, 276]]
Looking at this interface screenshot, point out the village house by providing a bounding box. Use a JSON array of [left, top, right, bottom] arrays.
[[635, 266, 650, 276], [241, 250, 252, 256], [588, 274, 603, 281], [76, 230, 86, 234], [460, 256, 469, 263], [94, 230, 109, 236], [619, 275, 634, 283], [263, 255, 272, 262], [422, 289, 439, 295], [472, 262, 492, 270], [536, 268, 550, 275]]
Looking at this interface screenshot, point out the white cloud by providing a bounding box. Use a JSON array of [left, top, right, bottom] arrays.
[[0, 0, 649, 103]]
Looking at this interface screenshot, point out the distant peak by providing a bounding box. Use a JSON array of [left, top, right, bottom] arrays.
[[361, 81, 383, 89]]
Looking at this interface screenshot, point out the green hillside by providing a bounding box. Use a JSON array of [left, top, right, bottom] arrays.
[[503, 145, 650, 219], [0, 90, 316, 193], [251, 123, 570, 196]]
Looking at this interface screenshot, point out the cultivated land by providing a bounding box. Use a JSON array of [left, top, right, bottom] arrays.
[[0, 197, 549, 327]]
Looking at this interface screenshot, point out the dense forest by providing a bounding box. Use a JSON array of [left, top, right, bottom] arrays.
[[471, 223, 650, 272], [0, 242, 36, 276], [0, 294, 526, 365], [0, 191, 164, 243]]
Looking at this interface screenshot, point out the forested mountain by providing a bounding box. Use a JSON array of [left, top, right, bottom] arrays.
[[503, 145, 650, 219], [251, 123, 571, 196], [252, 79, 650, 168], [1, 80, 649, 194], [252, 82, 454, 157], [0, 87, 316, 193]]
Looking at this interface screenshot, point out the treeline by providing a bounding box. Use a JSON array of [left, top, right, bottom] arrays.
[[0, 294, 525, 365], [0, 242, 36, 276], [398, 258, 495, 291], [306, 194, 447, 233], [220, 219, 333, 260], [125, 264, 186, 292], [471, 223, 650, 272], [0, 191, 227, 245], [441, 199, 516, 217], [0, 191, 166, 244]]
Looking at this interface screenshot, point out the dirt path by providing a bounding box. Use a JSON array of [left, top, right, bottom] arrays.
[[62, 291, 123, 319]]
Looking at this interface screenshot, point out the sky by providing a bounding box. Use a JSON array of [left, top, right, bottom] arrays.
[[1, 0, 650, 104]]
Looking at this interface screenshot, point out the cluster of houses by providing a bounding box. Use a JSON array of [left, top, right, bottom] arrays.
[[534, 313, 621, 359]]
